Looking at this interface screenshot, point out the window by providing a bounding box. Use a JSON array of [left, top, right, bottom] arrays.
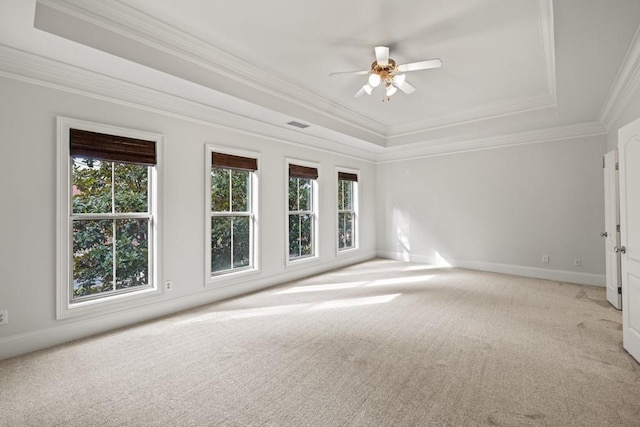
[[207, 149, 258, 282], [338, 170, 358, 251], [288, 162, 318, 261], [57, 118, 160, 318]]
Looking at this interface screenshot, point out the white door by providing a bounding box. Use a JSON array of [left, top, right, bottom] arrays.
[[603, 150, 622, 309], [619, 117, 640, 363]]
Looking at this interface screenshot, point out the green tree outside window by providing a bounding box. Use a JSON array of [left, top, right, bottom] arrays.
[[289, 177, 314, 258], [71, 158, 150, 299], [338, 179, 355, 250], [211, 168, 252, 273]]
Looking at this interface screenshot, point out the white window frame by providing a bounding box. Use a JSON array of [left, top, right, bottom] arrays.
[[205, 144, 260, 287], [285, 158, 320, 266], [336, 167, 359, 255], [56, 117, 162, 320]]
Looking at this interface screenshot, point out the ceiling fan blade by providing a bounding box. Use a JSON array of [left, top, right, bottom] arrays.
[[397, 58, 442, 72], [374, 46, 389, 66], [354, 83, 373, 98], [329, 70, 369, 77], [395, 80, 416, 95]]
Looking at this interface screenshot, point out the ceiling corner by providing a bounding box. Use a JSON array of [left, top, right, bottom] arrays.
[[598, 24, 640, 132]]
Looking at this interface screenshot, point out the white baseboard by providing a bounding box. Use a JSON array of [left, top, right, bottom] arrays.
[[377, 251, 605, 287], [0, 251, 376, 361]]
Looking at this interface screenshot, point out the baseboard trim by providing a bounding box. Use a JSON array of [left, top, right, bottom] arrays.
[[377, 251, 605, 287], [0, 251, 376, 361]]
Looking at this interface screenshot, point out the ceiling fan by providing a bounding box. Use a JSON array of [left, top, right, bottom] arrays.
[[330, 46, 442, 99]]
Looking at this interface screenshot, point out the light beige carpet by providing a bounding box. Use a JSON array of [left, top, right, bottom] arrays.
[[1, 259, 638, 426]]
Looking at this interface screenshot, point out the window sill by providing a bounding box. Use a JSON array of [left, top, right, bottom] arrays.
[[337, 246, 360, 257], [57, 285, 161, 320], [206, 267, 261, 289], [286, 255, 319, 269]]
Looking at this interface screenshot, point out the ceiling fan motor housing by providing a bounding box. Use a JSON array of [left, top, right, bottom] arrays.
[[371, 59, 397, 85]]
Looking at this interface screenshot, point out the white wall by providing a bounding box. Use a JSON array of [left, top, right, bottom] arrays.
[[0, 76, 376, 360], [0, 53, 622, 361], [376, 136, 606, 285]]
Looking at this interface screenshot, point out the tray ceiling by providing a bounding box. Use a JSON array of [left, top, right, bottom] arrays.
[[5, 0, 640, 153]]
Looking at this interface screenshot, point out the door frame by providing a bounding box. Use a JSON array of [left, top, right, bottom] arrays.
[[603, 149, 622, 309]]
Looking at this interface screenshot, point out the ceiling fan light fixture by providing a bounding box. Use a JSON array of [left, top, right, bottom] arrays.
[[386, 85, 397, 97], [368, 73, 381, 87], [393, 73, 406, 86]]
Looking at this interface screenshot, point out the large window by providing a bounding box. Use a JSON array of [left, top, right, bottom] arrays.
[[208, 149, 258, 281], [337, 170, 358, 251], [288, 162, 318, 261], [58, 119, 160, 318]]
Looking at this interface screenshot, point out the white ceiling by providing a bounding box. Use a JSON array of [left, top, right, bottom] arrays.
[[3, 0, 640, 155], [123, 0, 552, 126]]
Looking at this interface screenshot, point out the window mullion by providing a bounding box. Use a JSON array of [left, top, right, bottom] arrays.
[[111, 162, 115, 215], [228, 170, 233, 271], [311, 211, 315, 257], [247, 173, 251, 212], [297, 214, 302, 257], [111, 163, 116, 292], [228, 170, 232, 213], [112, 219, 117, 293], [230, 217, 234, 270], [248, 211, 253, 269], [68, 217, 74, 304]]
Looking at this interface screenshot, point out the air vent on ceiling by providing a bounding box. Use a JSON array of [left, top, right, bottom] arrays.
[[286, 121, 310, 129]]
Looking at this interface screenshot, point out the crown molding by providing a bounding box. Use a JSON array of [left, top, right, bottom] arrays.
[[599, 23, 640, 131], [0, 44, 377, 162], [376, 121, 606, 163], [387, 93, 556, 139], [35, 0, 387, 141]]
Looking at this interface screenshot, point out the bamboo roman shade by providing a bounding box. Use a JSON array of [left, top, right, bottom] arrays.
[[289, 164, 318, 179], [70, 129, 156, 166], [212, 152, 258, 171], [338, 172, 358, 182]]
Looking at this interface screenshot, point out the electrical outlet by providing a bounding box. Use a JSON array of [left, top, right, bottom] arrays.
[[0, 309, 8, 326], [165, 281, 173, 291], [542, 255, 550, 263], [574, 258, 582, 267]]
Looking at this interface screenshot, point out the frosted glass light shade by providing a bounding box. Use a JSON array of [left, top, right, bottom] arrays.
[[386, 85, 397, 96], [368, 73, 381, 87], [393, 73, 406, 86]]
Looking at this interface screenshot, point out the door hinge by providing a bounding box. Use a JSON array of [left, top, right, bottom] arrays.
[[617, 224, 621, 232], [603, 156, 605, 168], [618, 287, 622, 295], [616, 162, 619, 170]]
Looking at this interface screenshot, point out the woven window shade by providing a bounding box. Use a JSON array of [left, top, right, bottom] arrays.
[[212, 152, 258, 171], [338, 172, 358, 182], [289, 164, 318, 179], [70, 129, 156, 166]]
